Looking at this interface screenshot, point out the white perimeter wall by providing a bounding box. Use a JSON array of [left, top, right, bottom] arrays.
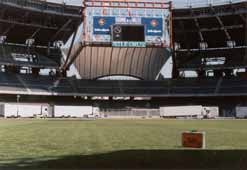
[[54, 106, 93, 117], [3, 103, 48, 118], [236, 107, 247, 118]]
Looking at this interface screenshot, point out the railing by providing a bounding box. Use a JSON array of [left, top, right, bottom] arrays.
[[0, 0, 81, 17], [174, 0, 247, 9]]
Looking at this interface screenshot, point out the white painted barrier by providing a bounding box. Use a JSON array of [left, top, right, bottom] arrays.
[[160, 106, 203, 118], [160, 106, 219, 119], [3, 103, 49, 118], [54, 106, 93, 118], [236, 107, 247, 118]]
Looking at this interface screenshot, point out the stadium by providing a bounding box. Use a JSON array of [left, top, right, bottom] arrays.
[[0, 0, 247, 169]]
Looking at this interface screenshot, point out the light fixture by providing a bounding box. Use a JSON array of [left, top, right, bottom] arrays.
[[0, 36, 7, 44], [25, 39, 35, 47]]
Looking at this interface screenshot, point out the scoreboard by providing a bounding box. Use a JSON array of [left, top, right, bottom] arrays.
[[83, 0, 172, 48], [111, 25, 145, 42]]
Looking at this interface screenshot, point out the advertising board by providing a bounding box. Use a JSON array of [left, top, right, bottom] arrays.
[[182, 131, 206, 149]]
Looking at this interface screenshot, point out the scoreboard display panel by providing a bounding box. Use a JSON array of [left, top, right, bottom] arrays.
[[112, 25, 145, 42], [83, 0, 171, 47]]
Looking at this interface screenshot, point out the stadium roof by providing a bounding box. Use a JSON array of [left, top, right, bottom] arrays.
[[48, 0, 247, 8], [0, 0, 81, 46], [184, 0, 246, 8]]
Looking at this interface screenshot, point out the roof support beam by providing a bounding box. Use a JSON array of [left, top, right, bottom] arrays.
[[173, 7, 247, 20], [29, 28, 41, 39], [61, 23, 82, 72], [3, 24, 15, 36], [62, 43, 84, 72], [174, 24, 244, 33], [49, 19, 73, 43], [194, 18, 204, 42], [0, 19, 71, 31], [210, 6, 231, 41], [190, 8, 204, 42]]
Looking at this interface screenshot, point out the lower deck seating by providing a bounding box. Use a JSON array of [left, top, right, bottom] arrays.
[[0, 72, 246, 97]]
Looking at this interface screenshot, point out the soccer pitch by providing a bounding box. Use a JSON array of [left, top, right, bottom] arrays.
[[0, 119, 247, 169]]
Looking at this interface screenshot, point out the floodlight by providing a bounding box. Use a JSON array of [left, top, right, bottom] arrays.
[[199, 42, 208, 49], [53, 41, 64, 48], [25, 39, 35, 47], [0, 36, 7, 44], [174, 42, 181, 50], [227, 40, 236, 48]]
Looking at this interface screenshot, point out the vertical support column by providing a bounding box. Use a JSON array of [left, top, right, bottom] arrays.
[[169, 1, 173, 49], [169, 2, 179, 79], [172, 51, 179, 79], [241, 14, 247, 65]]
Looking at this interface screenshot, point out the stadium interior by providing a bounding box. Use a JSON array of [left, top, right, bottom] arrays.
[[0, 0, 246, 117], [1, 1, 247, 169]]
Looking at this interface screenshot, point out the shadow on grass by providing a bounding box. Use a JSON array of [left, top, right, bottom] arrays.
[[1, 150, 247, 170]]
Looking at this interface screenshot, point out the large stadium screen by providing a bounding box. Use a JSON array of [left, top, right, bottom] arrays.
[[87, 2, 171, 47], [112, 25, 145, 42]]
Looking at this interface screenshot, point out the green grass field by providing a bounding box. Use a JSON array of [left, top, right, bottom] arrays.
[[0, 119, 247, 169]]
